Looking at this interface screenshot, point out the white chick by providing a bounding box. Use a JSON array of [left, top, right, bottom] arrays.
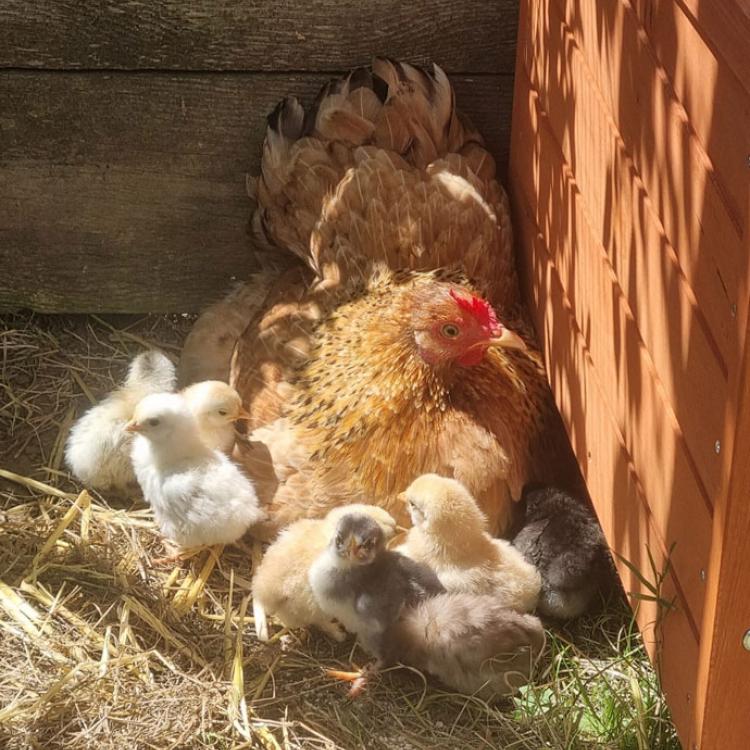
[[398, 474, 541, 612], [251, 504, 397, 642], [65, 350, 176, 491], [181, 380, 251, 453], [128, 392, 264, 548]]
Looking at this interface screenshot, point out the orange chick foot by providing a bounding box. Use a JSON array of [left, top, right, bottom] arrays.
[[324, 668, 372, 698]]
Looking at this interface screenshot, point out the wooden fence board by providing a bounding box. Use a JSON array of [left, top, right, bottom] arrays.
[[511, 79, 713, 628], [0, 0, 518, 74], [554, 0, 744, 368], [513, 189, 701, 745], [0, 72, 511, 313], [521, 0, 729, 501]]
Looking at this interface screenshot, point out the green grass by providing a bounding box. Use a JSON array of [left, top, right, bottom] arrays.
[[513, 599, 681, 750]]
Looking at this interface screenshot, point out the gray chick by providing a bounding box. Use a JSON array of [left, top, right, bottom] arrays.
[[512, 485, 612, 620], [308, 512, 445, 664]]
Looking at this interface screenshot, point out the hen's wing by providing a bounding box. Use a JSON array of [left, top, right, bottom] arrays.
[[178, 270, 278, 387], [252, 59, 517, 308]]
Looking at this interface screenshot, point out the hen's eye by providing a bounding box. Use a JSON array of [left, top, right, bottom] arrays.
[[441, 323, 460, 338], [218, 409, 228, 416], [147, 418, 160, 427], [335, 534, 344, 546]]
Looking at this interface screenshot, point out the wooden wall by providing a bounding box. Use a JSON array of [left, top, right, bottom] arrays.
[[509, 0, 750, 747], [0, 0, 518, 313]]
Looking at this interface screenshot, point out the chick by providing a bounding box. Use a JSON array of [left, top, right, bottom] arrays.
[[251, 504, 398, 642], [512, 485, 612, 620], [398, 474, 541, 612], [181, 380, 251, 453], [309, 513, 444, 663], [128, 392, 264, 548], [387, 593, 546, 699], [65, 350, 176, 491]]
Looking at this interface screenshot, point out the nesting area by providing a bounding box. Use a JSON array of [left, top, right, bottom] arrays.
[[0, 311, 678, 749]]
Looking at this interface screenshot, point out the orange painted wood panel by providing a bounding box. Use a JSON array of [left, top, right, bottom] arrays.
[[510, 1, 750, 746], [512, 188, 701, 746], [696, 302, 750, 745], [520, 0, 729, 503], [634, 0, 750, 251], [511, 74, 713, 628], [650, 0, 750, 100], [553, 0, 744, 370]]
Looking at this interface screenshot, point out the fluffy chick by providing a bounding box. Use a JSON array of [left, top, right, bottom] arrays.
[[181, 380, 251, 453], [512, 485, 612, 619], [251, 504, 397, 642], [387, 593, 545, 699], [65, 350, 176, 491], [309, 512, 444, 662], [128, 393, 264, 548], [398, 474, 541, 612]]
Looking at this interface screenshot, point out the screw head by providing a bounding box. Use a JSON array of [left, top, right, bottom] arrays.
[[743, 629, 750, 652], [715, 440, 721, 454], [731, 303, 737, 318], [700, 569, 706, 582]]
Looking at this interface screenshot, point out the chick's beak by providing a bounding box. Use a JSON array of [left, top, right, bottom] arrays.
[[347, 537, 360, 561], [124, 420, 141, 433], [489, 327, 527, 351], [233, 406, 253, 422]]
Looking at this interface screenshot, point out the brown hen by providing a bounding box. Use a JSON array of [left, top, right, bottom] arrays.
[[182, 59, 580, 537]]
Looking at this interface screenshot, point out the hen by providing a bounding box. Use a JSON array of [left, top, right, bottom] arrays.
[[183, 59, 580, 536]]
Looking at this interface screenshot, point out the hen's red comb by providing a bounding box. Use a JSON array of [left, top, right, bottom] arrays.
[[449, 290, 501, 333]]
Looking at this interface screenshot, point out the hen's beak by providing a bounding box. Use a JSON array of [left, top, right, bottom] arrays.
[[124, 420, 141, 433], [489, 327, 527, 351]]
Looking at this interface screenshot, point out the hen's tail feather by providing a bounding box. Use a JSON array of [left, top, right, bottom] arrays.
[[252, 58, 493, 269]]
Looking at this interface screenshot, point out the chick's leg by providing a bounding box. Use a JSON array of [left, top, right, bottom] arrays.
[[317, 619, 348, 642], [151, 545, 209, 566], [325, 661, 380, 698]]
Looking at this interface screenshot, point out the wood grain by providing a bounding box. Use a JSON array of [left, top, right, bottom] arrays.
[[511, 76, 713, 629], [697, 289, 750, 745], [521, 0, 728, 503], [513, 192, 701, 745], [511, 0, 750, 746], [554, 0, 744, 368], [0, 72, 512, 313], [0, 0, 518, 74]]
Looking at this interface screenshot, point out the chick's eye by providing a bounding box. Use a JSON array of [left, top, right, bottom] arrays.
[[441, 323, 461, 338], [147, 418, 160, 427], [218, 410, 228, 416], [335, 534, 344, 546]]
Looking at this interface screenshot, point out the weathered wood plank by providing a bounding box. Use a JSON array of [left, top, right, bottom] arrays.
[[0, 71, 512, 313], [0, 0, 518, 74], [513, 185, 701, 748], [510, 76, 713, 629], [520, 0, 728, 502]]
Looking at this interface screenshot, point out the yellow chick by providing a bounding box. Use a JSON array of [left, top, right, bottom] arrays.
[[251, 504, 397, 641], [181, 380, 251, 454], [398, 474, 541, 612]]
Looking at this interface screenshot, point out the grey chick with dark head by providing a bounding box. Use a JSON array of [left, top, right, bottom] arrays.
[[512, 485, 614, 620], [308, 512, 445, 664]]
